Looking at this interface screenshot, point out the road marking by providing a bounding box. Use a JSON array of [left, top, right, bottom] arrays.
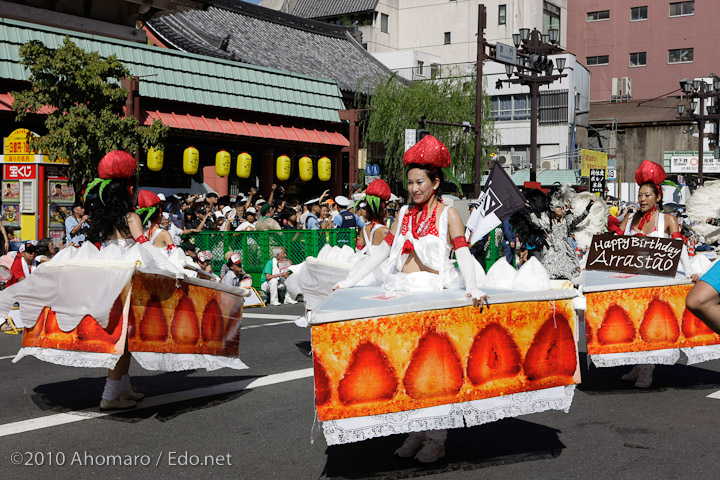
[[242, 313, 299, 320], [707, 390, 720, 400], [0, 367, 313, 438], [243, 320, 297, 329]]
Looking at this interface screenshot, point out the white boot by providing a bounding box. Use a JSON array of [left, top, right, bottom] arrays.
[[395, 433, 425, 458], [621, 365, 641, 382], [634, 364, 655, 389], [415, 439, 446, 463]]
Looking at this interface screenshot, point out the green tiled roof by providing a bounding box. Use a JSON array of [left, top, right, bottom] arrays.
[[0, 18, 345, 122], [480, 169, 580, 186]]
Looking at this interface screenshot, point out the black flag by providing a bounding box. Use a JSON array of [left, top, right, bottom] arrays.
[[467, 162, 527, 244]]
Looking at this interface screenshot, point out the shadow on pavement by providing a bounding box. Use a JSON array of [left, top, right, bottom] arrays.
[[322, 418, 564, 479], [30, 372, 259, 422], [577, 352, 720, 395]]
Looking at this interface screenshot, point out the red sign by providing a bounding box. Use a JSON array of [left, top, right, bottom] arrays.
[[4, 164, 37, 179]]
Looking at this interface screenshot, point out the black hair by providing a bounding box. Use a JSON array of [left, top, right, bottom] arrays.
[[226, 258, 240, 268], [86, 180, 134, 244], [406, 163, 444, 199], [365, 199, 386, 224]]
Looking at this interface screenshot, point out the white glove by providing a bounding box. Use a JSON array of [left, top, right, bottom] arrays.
[[334, 240, 391, 289], [680, 243, 692, 279], [455, 246, 489, 309]]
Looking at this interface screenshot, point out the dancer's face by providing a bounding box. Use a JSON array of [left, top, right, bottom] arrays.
[[407, 168, 438, 205], [638, 185, 659, 212]]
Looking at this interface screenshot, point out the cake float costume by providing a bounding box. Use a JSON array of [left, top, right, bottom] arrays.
[[0, 151, 249, 410]]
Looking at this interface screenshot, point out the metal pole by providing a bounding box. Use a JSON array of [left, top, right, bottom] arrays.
[[530, 81, 538, 183], [698, 96, 705, 185], [474, 4, 486, 198]]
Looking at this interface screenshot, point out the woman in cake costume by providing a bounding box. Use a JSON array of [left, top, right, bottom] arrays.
[[84, 151, 150, 409], [619, 159, 690, 388], [136, 190, 176, 252], [354, 178, 390, 255], [335, 135, 487, 462]]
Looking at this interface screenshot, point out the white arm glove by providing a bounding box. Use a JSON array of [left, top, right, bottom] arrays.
[[455, 246, 487, 302], [680, 244, 692, 279], [335, 240, 391, 289]]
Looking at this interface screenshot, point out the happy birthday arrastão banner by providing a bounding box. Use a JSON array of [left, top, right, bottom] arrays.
[[312, 299, 579, 422]]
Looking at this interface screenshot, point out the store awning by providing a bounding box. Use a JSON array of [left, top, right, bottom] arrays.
[[143, 110, 349, 147]]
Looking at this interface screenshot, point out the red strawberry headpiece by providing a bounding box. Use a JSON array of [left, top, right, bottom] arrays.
[[635, 159, 666, 187], [402, 135, 451, 169], [365, 179, 391, 202]]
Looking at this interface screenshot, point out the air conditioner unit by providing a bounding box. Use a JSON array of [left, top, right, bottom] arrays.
[[621, 77, 632, 97], [611, 78, 621, 96], [497, 155, 510, 165], [541, 160, 552, 169]]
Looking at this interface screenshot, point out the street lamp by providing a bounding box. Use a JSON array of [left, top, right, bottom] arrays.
[[495, 27, 566, 182], [676, 74, 720, 185]]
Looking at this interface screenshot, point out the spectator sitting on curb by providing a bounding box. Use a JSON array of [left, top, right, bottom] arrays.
[[222, 252, 253, 287], [261, 246, 298, 306], [196, 250, 214, 274], [7, 241, 38, 287]]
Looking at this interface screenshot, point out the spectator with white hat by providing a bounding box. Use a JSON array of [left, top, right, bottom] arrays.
[[235, 207, 257, 231], [222, 252, 252, 287], [196, 250, 214, 274], [333, 195, 366, 229]]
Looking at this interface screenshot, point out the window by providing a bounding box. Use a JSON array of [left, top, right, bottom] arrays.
[[631, 6, 648, 20], [586, 55, 609, 66], [417, 61, 424, 76], [587, 10, 610, 21], [629, 52, 647, 66], [670, 1, 694, 16], [499, 4, 506, 25], [668, 48, 693, 63], [491, 94, 530, 122], [444, 32, 451, 44], [543, 1, 560, 35], [380, 13, 388, 33], [539, 90, 568, 125]]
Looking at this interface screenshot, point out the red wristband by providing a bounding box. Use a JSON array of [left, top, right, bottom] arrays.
[[135, 234, 149, 244], [452, 236, 469, 250], [671, 232, 683, 240], [357, 243, 365, 250], [167, 243, 176, 251], [384, 232, 395, 246]]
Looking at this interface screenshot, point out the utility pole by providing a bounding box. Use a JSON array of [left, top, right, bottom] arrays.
[[474, 5, 486, 199]]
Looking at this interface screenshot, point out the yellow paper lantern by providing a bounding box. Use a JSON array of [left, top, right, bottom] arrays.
[[216, 150, 231, 177], [276, 154, 291, 181], [299, 156, 313, 182], [318, 156, 331, 181], [237, 152, 252, 179], [147, 147, 164, 172], [183, 146, 199, 175]]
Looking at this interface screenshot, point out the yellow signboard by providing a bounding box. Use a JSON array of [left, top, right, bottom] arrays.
[[2, 128, 68, 164], [4, 128, 33, 155], [580, 149, 608, 177]]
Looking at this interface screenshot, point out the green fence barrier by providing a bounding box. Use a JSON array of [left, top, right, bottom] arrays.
[[188, 229, 356, 287]]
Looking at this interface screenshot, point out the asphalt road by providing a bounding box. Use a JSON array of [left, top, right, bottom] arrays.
[[2, 303, 720, 480]]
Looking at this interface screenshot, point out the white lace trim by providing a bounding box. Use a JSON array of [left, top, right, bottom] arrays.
[[131, 352, 248, 372], [13, 347, 121, 369], [589, 348, 680, 368], [680, 344, 720, 365], [320, 385, 575, 446]]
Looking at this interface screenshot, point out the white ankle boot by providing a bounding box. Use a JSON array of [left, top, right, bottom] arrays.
[[621, 365, 640, 382], [634, 364, 655, 388]]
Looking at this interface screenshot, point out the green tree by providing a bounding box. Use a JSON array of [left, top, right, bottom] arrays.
[[11, 37, 168, 188], [359, 72, 497, 192]]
